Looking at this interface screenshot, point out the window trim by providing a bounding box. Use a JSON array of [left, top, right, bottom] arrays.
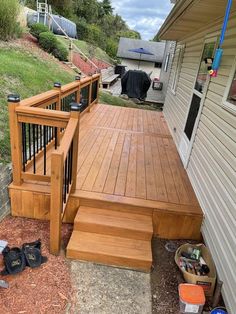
[[171, 44, 185, 95], [164, 53, 170, 72], [222, 55, 236, 116], [179, 36, 218, 168]]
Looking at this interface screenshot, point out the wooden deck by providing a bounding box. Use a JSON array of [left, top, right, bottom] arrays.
[[9, 103, 203, 240], [77, 104, 198, 206]]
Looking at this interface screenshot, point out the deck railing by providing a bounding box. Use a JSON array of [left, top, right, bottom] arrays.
[[8, 74, 100, 254]]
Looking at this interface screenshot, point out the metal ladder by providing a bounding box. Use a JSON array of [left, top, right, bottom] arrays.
[[36, 0, 51, 25]]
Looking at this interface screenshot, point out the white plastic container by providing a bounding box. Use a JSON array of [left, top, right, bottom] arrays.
[[179, 284, 205, 314]]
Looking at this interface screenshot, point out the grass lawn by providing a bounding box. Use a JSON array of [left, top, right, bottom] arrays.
[[99, 91, 159, 111], [0, 47, 74, 163], [57, 36, 113, 64]]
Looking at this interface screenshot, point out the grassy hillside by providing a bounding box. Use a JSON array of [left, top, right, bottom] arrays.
[[0, 46, 74, 163], [56, 36, 114, 64], [99, 92, 158, 111]]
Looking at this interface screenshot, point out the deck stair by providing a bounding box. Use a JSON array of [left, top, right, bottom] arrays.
[[66, 206, 153, 272]]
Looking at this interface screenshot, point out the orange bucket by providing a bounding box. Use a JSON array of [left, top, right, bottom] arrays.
[[179, 284, 206, 313]]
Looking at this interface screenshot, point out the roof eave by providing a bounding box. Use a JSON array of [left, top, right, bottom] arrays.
[[157, 0, 194, 40]]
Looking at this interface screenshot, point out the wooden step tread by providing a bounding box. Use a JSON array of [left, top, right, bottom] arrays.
[[66, 231, 152, 271], [74, 206, 153, 240]]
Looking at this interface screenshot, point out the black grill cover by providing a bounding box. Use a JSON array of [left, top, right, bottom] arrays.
[[121, 70, 151, 100]]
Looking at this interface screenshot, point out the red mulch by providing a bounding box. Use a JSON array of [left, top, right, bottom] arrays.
[[72, 52, 111, 75], [92, 58, 111, 70], [0, 216, 75, 314]]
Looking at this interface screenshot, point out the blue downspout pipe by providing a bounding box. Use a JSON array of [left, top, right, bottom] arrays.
[[211, 0, 233, 75]]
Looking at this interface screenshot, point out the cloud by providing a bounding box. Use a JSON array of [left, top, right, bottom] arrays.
[[111, 0, 173, 40]]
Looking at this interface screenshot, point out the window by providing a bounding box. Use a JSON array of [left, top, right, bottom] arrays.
[[223, 57, 236, 115], [184, 94, 201, 140], [194, 42, 215, 93], [171, 45, 185, 94], [164, 53, 170, 72], [154, 62, 162, 68]]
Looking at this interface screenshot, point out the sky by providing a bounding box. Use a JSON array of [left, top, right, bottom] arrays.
[[111, 0, 174, 40]]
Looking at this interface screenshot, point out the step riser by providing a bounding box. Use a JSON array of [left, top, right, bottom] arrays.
[[78, 197, 153, 216], [74, 221, 152, 241], [67, 250, 152, 272]]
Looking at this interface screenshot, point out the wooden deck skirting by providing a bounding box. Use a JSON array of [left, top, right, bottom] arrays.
[[9, 101, 203, 243]]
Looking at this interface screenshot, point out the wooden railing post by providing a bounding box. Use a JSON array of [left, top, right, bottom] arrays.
[[50, 151, 64, 255], [8, 94, 22, 186], [70, 103, 80, 193], [54, 82, 62, 146], [75, 76, 81, 103]]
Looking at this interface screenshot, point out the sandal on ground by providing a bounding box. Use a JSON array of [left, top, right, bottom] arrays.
[[22, 239, 47, 268], [1, 246, 26, 275]]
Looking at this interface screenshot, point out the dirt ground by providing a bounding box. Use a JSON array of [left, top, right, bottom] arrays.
[[0, 216, 223, 313], [151, 238, 188, 313]]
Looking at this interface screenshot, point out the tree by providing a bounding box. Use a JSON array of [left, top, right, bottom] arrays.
[[87, 24, 106, 50], [117, 30, 141, 40], [76, 18, 89, 40], [153, 34, 160, 42], [74, 0, 99, 24], [106, 38, 118, 59], [102, 0, 113, 15]]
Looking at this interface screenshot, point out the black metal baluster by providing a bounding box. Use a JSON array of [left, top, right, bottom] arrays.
[[28, 124, 31, 159], [22, 123, 26, 172], [40, 125, 42, 150], [46, 126, 49, 144], [43, 125, 47, 175], [55, 127, 58, 149], [66, 152, 70, 193], [36, 124, 39, 153], [64, 158, 68, 203], [69, 143, 73, 184], [32, 124, 36, 174]]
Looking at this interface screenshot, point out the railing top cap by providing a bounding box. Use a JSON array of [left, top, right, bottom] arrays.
[[8, 94, 20, 103]]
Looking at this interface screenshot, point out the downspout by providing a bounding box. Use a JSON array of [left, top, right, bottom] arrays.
[[210, 0, 233, 77]]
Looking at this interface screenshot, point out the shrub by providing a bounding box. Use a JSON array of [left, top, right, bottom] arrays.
[[52, 43, 68, 61], [39, 32, 57, 53], [0, 0, 21, 41], [30, 23, 49, 40], [76, 19, 89, 41], [39, 32, 68, 61]]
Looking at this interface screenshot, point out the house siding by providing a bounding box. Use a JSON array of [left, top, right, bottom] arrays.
[[163, 12, 236, 313]]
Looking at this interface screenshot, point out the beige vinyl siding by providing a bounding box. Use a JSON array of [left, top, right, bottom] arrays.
[[163, 11, 236, 313]]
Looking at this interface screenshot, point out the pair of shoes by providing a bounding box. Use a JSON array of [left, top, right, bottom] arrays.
[[1, 239, 47, 276]]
